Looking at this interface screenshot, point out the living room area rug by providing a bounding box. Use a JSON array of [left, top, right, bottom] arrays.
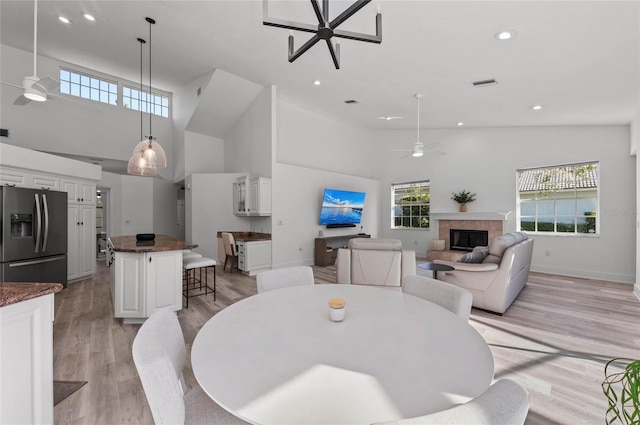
[[53, 380, 87, 406]]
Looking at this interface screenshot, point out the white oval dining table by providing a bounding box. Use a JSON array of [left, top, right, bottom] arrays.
[[191, 284, 494, 425]]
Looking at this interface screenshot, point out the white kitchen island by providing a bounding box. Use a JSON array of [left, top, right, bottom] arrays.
[[108, 235, 197, 324]]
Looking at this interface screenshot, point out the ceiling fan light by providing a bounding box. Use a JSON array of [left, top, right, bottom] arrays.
[[412, 151, 424, 158], [24, 90, 46, 102]]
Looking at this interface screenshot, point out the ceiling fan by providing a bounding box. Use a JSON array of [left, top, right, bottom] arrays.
[[393, 94, 447, 158], [1, 0, 60, 105]]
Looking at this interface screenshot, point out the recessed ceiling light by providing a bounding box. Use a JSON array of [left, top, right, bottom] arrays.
[[313, 80, 321, 86], [532, 105, 542, 110], [457, 122, 464, 126], [378, 116, 402, 120], [495, 30, 516, 40], [83, 13, 96, 21], [58, 16, 71, 24]]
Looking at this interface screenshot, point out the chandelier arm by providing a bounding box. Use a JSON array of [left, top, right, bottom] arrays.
[[310, 0, 325, 25], [263, 18, 317, 33], [288, 33, 321, 63], [329, 0, 371, 29], [325, 39, 340, 69], [333, 28, 381, 43]]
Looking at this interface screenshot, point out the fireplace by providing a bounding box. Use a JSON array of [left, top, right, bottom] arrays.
[[450, 229, 489, 251]]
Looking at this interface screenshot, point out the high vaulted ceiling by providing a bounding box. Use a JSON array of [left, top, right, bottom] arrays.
[[1, 0, 638, 132]]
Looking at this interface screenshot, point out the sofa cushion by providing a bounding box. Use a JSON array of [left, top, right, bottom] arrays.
[[457, 248, 489, 263], [482, 232, 528, 264]]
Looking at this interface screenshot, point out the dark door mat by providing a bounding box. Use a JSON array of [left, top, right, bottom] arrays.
[[53, 380, 87, 406]]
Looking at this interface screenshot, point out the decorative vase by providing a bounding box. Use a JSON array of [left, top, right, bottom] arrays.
[[459, 204, 467, 212]]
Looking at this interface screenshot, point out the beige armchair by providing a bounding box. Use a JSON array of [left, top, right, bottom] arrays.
[[336, 238, 416, 289], [434, 232, 534, 314]]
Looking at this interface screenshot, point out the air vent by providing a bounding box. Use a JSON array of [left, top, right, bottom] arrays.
[[472, 79, 498, 87], [197, 87, 202, 97], [344, 99, 359, 104], [0, 129, 8, 137]]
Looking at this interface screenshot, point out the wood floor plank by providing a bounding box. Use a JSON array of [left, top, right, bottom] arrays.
[[52, 261, 640, 425]]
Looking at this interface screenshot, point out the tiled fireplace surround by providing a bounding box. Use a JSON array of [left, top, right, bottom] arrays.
[[426, 213, 508, 262]]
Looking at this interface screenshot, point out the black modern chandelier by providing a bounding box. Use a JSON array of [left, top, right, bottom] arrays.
[[263, 0, 382, 69]]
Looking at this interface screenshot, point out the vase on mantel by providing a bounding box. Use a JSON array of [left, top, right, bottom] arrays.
[[459, 204, 467, 212]]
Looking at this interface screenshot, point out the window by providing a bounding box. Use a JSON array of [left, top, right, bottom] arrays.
[[123, 85, 169, 118], [391, 181, 430, 229], [59, 68, 117, 105], [518, 162, 598, 234]]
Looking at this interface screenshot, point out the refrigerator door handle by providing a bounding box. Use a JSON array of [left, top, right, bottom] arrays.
[[8, 255, 67, 268], [34, 193, 42, 254], [42, 193, 49, 252]]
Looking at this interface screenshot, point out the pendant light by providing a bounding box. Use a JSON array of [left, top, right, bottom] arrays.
[[128, 37, 157, 177], [128, 17, 166, 174]]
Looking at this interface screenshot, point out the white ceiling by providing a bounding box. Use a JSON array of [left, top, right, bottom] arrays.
[[1, 0, 638, 134]]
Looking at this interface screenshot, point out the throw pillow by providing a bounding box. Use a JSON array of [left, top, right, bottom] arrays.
[[457, 248, 489, 263]]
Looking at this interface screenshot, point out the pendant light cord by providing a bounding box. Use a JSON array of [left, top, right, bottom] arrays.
[[138, 38, 145, 141], [146, 17, 155, 140]]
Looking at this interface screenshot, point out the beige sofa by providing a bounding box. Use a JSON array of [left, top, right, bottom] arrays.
[[336, 238, 416, 289], [434, 232, 534, 314]]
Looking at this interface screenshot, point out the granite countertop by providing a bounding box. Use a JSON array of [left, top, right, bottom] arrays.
[[216, 231, 271, 241], [108, 234, 198, 253], [0, 282, 63, 308]]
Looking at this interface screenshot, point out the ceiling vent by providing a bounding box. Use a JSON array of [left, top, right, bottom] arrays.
[[472, 79, 498, 87], [344, 99, 359, 104]]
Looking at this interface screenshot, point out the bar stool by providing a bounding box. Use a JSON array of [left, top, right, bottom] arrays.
[[183, 256, 216, 308]]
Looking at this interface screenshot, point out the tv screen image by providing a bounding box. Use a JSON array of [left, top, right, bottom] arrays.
[[319, 188, 366, 225]]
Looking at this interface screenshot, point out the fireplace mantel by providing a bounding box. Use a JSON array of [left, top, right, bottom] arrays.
[[431, 211, 512, 221]]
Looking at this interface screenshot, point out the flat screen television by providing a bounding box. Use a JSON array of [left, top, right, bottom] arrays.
[[319, 188, 366, 227]]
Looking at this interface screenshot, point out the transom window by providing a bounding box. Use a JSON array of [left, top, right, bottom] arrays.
[[391, 181, 430, 230], [518, 162, 598, 235], [122, 85, 169, 118], [59, 68, 117, 105]]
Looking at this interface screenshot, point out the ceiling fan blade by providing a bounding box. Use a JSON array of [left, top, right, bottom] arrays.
[[34, 77, 59, 93], [13, 95, 31, 106], [1, 80, 24, 90]]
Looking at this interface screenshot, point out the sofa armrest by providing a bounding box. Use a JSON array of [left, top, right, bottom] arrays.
[[336, 248, 351, 284], [434, 259, 499, 272]]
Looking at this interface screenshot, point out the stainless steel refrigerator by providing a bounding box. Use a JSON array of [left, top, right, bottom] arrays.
[[1, 186, 67, 286]]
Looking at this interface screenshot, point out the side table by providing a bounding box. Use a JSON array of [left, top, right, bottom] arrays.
[[418, 262, 455, 280]]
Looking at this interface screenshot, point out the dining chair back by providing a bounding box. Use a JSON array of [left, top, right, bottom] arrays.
[[132, 308, 248, 424], [221, 232, 238, 272], [402, 275, 473, 321], [371, 378, 529, 425], [256, 265, 315, 293]]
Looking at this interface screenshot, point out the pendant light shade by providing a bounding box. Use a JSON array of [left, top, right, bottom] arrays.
[[130, 137, 167, 169], [127, 17, 166, 176]]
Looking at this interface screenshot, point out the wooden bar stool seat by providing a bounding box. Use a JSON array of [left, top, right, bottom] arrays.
[[183, 256, 216, 307]]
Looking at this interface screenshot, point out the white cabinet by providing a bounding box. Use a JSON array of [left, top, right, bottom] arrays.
[[0, 167, 59, 190], [67, 204, 96, 281], [233, 176, 271, 216], [61, 178, 96, 205], [249, 177, 272, 216], [112, 250, 183, 323], [1, 293, 55, 425], [237, 240, 272, 275]]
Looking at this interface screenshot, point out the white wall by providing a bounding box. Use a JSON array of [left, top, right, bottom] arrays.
[[271, 163, 379, 268], [153, 179, 180, 238], [224, 86, 274, 178], [184, 131, 224, 175], [120, 176, 154, 235], [377, 125, 636, 283], [186, 173, 247, 259]]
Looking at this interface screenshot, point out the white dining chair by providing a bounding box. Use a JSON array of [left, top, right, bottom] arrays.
[[256, 265, 315, 293], [372, 378, 529, 425], [402, 274, 473, 321], [132, 308, 248, 425]]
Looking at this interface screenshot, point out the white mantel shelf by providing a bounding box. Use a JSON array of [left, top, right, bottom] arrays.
[[431, 211, 513, 221]]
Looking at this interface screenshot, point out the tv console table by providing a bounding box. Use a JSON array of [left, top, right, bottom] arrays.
[[314, 234, 370, 266]]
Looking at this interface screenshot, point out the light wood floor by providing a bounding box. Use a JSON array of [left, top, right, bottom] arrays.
[[53, 260, 640, 424]]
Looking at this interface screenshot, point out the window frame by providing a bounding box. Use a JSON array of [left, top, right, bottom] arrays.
[[59, 67, 118, 106], [391, 180, 430, 230], [517, 162, 599, 236], [122, 84, 170, 118]]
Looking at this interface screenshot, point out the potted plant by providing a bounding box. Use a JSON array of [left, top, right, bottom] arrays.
[[451, 190, 477, 212], [602, 358, 640, 424]]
